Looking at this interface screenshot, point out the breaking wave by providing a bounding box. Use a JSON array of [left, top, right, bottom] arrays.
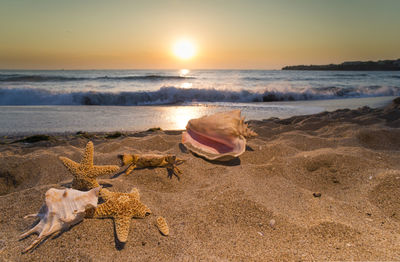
[[0, 85, 399, 106]]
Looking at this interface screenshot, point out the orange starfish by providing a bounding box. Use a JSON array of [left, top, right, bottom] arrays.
[[59, 141, 119, 191], [90, 188, 151, 243]]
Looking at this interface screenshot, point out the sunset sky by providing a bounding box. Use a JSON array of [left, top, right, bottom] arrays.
[[1, 0, 399, 69]]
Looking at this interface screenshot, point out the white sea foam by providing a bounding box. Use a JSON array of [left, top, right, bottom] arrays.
[[0, 69, 399, 106], [0, 85, 399, 105]]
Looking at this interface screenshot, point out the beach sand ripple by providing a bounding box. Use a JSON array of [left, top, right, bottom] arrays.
[[1, 98, 400, 261]]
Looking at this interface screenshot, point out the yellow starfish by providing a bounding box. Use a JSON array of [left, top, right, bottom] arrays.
[[59, 141, 120, 191], [89, 188, 151, 243]]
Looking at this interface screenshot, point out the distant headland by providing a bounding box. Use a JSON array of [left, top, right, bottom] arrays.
[[282, 59, 400, 71]]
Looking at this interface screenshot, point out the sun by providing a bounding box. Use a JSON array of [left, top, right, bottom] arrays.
[[173, 39, 196, 60]]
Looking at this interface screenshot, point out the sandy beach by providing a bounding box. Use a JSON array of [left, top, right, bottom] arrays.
[[1, 98, 400, 261]]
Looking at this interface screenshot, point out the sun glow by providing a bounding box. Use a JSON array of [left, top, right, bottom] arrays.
[[173, 39, 196, 60], [180, 69, 190, 76]]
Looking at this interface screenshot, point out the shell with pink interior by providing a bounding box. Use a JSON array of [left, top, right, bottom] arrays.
[[182, 110, 256, 161]]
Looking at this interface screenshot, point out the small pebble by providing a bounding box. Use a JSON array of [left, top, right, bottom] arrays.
[[269, 219, 276, 228], [257, 231, 264, 236], [313, 192, 321, 198]]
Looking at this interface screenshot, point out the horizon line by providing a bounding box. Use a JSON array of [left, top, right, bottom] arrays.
[[0, 68, 283, 71]]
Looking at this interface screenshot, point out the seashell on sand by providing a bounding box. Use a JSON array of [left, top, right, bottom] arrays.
[[156, 216, 169, 236], [182, 110, 257, 161], [20, 187, 100, 253]]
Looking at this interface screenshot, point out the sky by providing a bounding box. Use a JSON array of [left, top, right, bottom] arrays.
[[0, 0, 399, 69]]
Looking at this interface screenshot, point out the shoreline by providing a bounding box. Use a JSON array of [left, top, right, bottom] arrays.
[[0, 98, 400, 260], [0, 96, 396, 136]]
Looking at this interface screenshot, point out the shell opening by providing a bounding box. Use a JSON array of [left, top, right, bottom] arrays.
[[186, 128, 235, 154]]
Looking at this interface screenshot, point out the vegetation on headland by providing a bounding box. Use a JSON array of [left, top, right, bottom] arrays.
[[282, 59, 400, 71], [13, 135, 52, 143]]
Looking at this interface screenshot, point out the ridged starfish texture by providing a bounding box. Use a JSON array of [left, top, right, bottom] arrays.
[[156, 216, 169, 236], [91, 188, 152, 243], [59, 141, 120, 191]]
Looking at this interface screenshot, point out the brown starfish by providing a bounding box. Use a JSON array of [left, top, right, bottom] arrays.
[[89, 188, 151, 243], [59, 141, 120, 191]]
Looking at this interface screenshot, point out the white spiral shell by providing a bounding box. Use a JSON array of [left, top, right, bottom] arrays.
[[20, 187, 100, 252]]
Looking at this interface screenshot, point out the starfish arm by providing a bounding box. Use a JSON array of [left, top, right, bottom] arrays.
[[100, 188, 115, 201], [59, 157, 80, 175], [81, 141, 94, 167], [84, 207, 96, 218], [93, 202, 113, 218], [90, 165, 120, 178], [72, 177, 100, 191], [114, 216, 132, 243]]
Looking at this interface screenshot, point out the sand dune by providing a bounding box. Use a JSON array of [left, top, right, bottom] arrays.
[[1, 98, 400, 261]]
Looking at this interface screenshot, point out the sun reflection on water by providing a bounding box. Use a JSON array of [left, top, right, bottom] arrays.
[[180, 69, 190, 76], [179, 69, 192, 89], [165, 106, 207, 130], [180, 82, 192, 89]]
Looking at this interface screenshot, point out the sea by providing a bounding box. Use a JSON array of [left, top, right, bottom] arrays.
[[0, 69, 399, 135]]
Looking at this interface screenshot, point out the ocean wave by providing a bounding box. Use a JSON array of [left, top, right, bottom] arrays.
[[0, 86, 399, 105], [241, 76, 360, 81], [241, 76, 288, 81], [332, 73, 369, 77], [0, 74, 194, 82]]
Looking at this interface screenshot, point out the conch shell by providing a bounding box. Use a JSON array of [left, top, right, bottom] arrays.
[[182, 110, 257, 160], [20, 187, 100, 252]]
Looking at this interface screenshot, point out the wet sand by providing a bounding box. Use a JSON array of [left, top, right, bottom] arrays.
[[1, 98, 400, 261]]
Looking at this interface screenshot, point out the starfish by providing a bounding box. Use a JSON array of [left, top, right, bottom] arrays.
[[88, 188, 151, 243], [59, 141, 120, 191]]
